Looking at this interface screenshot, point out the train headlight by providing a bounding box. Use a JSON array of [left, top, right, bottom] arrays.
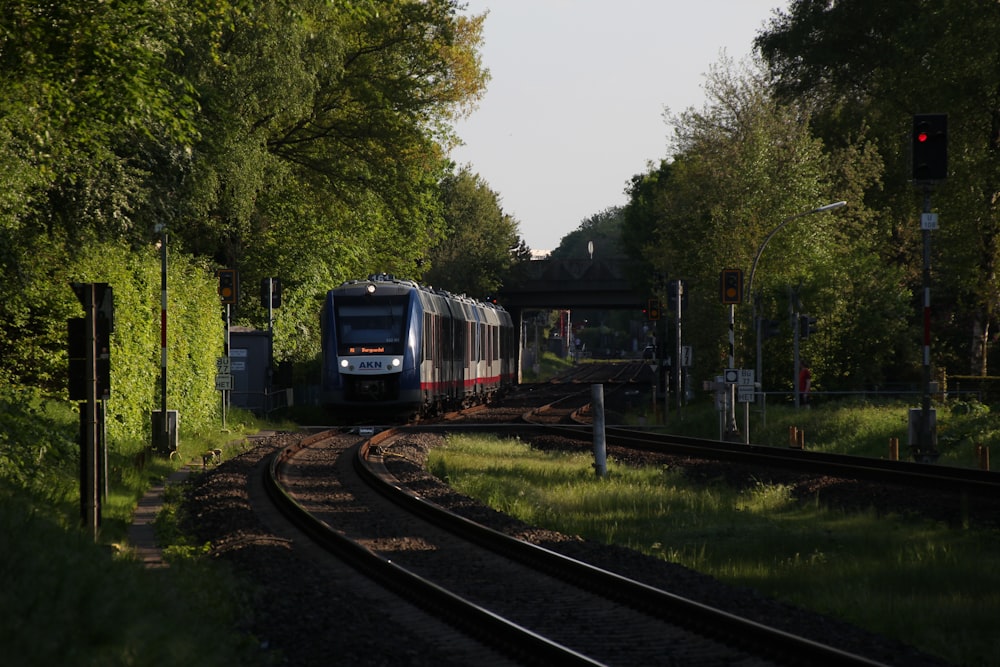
[[340, 359, 350, 368], [391, 357, 401, 368]]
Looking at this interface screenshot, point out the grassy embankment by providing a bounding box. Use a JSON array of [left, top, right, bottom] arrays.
[[1, 387, 285, 667], [427, 397, 1000, 667]]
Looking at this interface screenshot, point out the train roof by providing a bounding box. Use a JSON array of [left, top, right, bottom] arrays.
[[332, 274, 508, 313]]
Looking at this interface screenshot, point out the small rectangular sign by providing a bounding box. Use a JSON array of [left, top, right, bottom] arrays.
[[215, 373, 234, 391], [921, 212, 939, 230]]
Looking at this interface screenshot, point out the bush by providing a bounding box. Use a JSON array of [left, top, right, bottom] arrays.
[[71, 242, 224, 443]]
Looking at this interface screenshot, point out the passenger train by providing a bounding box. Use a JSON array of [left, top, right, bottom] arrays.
[[320, 274, 516, 415]]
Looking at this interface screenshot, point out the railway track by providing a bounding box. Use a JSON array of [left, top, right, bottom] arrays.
[[523, 364, 1000, 500], [262, 428, 887, 666], [518, 361, 648, 425], [183, 366, 968, 664]]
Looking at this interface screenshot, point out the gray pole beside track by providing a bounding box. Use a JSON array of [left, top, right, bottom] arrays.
[[591, 384, 607, 477]]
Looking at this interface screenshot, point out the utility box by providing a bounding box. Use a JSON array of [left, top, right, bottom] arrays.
[[151, 409, 179, 454], [230, 328, 271, 414]]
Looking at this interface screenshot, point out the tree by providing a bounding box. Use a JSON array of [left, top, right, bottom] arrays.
[[756, 0, 1000, 375], [622, 57, 898, 391], [0, 0, 492, 391], [548, 207, 626, 261], [165, 1, 485, 248], [423, 167, 527, 297], [0, 0, 214, 389]]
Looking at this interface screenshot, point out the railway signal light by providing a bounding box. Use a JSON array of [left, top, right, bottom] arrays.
[[217, 268, 238, 305], [762, 318, 781, 339], [720, 268, 743, 305], [647, 298, 661, 321], [912, 114, 947, 181], [261, 277, 282, 308], [800, 314, 818, 338], [67, 283, 113, 400]]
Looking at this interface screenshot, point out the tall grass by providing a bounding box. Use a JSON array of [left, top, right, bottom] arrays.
[[1, 386, 282, 666], [428, 433, 1000, 666], [641, 396, 998, 469], [0, 494, 265, 667]]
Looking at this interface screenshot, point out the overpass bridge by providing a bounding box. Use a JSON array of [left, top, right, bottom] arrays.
[[496, 258, 642, 311], [496, 258, 646, 378]]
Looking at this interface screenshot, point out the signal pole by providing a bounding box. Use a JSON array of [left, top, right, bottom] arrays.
[[911, 113, 946, 461], [674, 279, 683, 413], [154, 223, 172, 455], [917, 186, 937, 460]]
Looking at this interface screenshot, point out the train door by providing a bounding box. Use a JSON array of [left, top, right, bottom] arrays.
[[422, 310, 434, 403], [478, 321, 487, 393], [449, 309, 469, 400], [425, 291, 451, 406]]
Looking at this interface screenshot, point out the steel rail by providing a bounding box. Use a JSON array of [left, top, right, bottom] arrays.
[[262, 430, 602, 667], [358, 432, 886, 667], [582, 426, 1000, 495]]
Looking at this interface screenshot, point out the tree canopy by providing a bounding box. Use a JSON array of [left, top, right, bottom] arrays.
[[423, 167, 528, 298], [756, 0, 1000, 375], [622, 57, 909, 391], [0, 0, 510, 399], [616, 3, 1000, 394]]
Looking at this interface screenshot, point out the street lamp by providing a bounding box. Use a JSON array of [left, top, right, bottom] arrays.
[[747, 201, 847, 406], [746, 201, 847, 298]]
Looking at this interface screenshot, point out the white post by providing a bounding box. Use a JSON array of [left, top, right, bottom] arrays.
[[591, 384, 607, 477]]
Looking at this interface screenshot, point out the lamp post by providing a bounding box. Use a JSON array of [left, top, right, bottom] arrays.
[[746, 201, 846, 406], [154, 223, 170, 454]]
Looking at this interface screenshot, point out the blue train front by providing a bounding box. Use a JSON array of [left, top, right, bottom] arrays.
[[321, 274, 515, 415]]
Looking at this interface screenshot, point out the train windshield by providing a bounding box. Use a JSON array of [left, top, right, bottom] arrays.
[[334, 297, 407, 354]]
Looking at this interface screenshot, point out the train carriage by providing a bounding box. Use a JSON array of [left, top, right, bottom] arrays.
[[321, 274, 515, 415]]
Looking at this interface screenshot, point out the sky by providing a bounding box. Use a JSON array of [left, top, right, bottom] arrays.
[[449, 0, 791, 254]]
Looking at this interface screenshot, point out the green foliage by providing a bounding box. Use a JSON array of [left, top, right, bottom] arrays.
[[621, 57, 904, 392], [520, 351, 575, 383], [424, 166, 526, 296], [0, 386, 79, 510], [0, 238, 227, 521], [757, 0, 1000, 376], [70, 242, 223, 443], [548, 207, 626, 261], [0, 0, 497, 383]]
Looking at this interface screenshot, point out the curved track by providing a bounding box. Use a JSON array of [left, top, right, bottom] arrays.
[[263, 429, 887, 666]]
